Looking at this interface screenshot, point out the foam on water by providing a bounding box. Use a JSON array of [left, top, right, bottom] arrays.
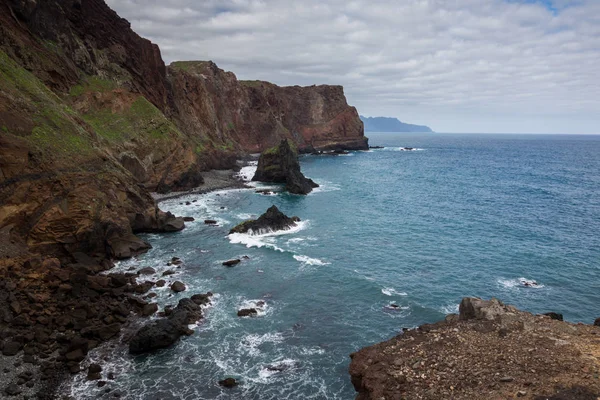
[[381, 287, 408, 296], [293, 255, 331, 266], [372, 146, 425, 152], [227, 220, 309, 252], [236, 161, 258, 182], [310, 181, 341, 194], [239, 298, 270, 317], [440, 303, 460, 314], [241, 332, 285, 356], [498, 277, 546, 289]]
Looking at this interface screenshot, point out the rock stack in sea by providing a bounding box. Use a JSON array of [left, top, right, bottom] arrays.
[[252, 139, 319, 195], [229, 205, 300, 235]]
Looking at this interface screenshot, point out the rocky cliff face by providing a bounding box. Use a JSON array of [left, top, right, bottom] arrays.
[[0, 0, 366, 264], [168, 61, 368, 153], [349, 298, 600, 400]]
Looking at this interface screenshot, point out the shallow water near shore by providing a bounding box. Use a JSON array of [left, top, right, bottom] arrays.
[[68, 133, 600, 399]]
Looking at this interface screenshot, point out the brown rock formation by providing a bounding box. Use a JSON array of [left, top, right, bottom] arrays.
[[168, 61, 368, 153], [252, 139, 319, 194], [349, 297, 600, 400]]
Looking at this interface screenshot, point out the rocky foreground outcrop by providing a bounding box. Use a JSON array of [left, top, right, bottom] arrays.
[[349, 298, 600, 400], [252, 139, 319, 194], [229, 205, 300, 235]]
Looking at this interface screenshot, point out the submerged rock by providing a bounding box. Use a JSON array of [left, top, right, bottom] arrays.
[[223, 259, 241, 267], [237, 308, 258, 317], [252, 139, 319, 195], [229, 205, 300, 235], [218, 377, 238, 388]]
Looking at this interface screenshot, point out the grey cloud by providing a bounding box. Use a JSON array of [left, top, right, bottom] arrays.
[[106, 0, 600, 133]]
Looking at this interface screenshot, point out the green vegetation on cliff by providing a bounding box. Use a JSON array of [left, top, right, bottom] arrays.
[[80, 96, 183, 142], [0, 50, 94, 156], [69, 76, 117, 97]]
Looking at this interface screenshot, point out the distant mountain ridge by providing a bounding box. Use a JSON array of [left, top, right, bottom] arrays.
[[360, 115, 433, 133]]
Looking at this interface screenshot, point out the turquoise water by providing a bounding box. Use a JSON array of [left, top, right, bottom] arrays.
[[69, 133, 600, 399]]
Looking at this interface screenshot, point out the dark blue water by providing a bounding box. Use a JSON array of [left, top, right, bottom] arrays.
[[68, 133, 600, 399]]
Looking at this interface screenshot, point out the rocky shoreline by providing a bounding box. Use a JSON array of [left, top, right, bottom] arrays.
[[349, 297, 600, 400]]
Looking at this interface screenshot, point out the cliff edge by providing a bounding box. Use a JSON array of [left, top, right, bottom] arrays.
[[349, 298, 600, 400], [0, 0, 366, 263]]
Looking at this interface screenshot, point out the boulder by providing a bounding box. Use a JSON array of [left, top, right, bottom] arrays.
[[2, 341, 22, 356], [129, 296, 206, 354], [594, 317, 600, 326], [138, 267, 156, 275], [171, 281, 186, 292], [5, 383, 22, 396], [543, 312, 563, 321], [128, 318, 183, 354], [191, 293, 213, 306], [183, 217, 195, 222], [237, 308, 258, 317], [229, 205, 300, 235], [141, 303, 159, 317], [107, 234, 151, 260], [459, 298, 516, 321], [87, 363, 102, 380], [204, 220, 218, 225], [252, 139, 319, 195]]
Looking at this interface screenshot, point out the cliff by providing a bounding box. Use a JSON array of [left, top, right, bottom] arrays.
[[360, 115, 433, 133], [169, 61, 368, 153], [349, 298, 600, 400], [0, 0, 367, 263]]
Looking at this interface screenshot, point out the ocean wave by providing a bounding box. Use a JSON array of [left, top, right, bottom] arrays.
[[293, 254, 331, 266], [258, 359, 299, 380], [498, 277, 545, 289], [381, 287, 408, 296], [374, 147, 424, 152], [236, 162, 258, 182], [227, 220, 309, 252], [310, 181, 341, 194], [241, 332, 285, 356], [439, 303, 459, 314], [239, 298, 270, 317]]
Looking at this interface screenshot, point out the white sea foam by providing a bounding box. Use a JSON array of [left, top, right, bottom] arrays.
[[310, 181, 341, 194], [241, 332, 285, 356], [239, 298, 270, 317], [228, 220, 309, 252], [382, 287, 408, 296], [375, 147, 424, 152], [440, 303, 459, 314], [258, 359, 298, 380], [498, 277, 545, 289], [287, 237, 305, 244], [236, 161, 258, 182], [293, 254, 330, 266]]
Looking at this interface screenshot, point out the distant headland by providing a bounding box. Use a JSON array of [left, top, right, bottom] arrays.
[[360, 115, 433, 133]]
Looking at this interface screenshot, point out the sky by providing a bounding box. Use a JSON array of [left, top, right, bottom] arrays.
[[105, 0, 600, 134]]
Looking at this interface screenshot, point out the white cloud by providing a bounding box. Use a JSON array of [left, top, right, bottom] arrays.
[[106, 0, 600, 133]]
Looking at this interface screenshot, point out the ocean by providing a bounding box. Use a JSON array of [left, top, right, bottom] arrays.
[[67, 133, 600, 399]]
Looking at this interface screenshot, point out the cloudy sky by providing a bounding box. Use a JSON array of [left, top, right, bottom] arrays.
[[106, 0, 600, 133]]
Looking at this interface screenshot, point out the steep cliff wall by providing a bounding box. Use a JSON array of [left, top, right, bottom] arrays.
[[0, 0, 367, 263], [169, 61, 367, 153]]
